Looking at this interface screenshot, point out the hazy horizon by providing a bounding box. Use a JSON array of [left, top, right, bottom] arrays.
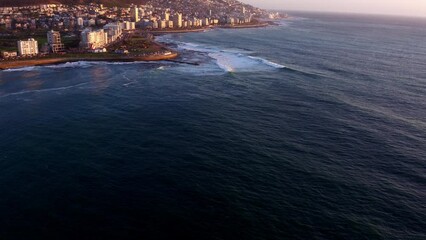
[[242, 0, 426, 17]]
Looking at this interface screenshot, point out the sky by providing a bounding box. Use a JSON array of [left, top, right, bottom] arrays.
[[242, 0, 426, 17]]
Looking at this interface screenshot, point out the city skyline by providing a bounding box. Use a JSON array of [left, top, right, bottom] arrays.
[[243, 0, 426, 17]]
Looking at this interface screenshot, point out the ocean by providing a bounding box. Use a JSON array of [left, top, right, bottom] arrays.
[[0, 12, 425, 240]]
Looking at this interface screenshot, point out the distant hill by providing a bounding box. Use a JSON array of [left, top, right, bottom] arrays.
[[0, 0, 264, 16], [0, 0, 148, 7]]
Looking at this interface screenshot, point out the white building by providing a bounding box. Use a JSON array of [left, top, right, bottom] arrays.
[[131, 6, 140, 22], [167, 20, 174, 28], [80, 28, 108, 49], [164, 11, 170, 21], [77, 17, 84, 27], [152, 20, 159, 29], [202, 18, 210, 26], [159, 20, 167, 29], [103, 22, 123, 43], [173, 13, 183, 28], [121, 21, 136, 31], [17, 38, 39, 56]]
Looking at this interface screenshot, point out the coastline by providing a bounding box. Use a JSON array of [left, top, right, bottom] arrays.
[[219, 22, 270, 29], [149, 28, 210, 35], [0, 52, 178, 70], [0, 21, 273, 71]]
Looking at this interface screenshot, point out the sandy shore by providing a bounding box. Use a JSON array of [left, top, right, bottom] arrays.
[[0, 52, 178, 70]]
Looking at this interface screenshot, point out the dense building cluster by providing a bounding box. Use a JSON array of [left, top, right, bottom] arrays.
[[0, 1, 264, 31], [0, 1, 277, 59]]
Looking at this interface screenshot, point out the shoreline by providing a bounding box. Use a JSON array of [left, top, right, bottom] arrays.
[[149, 28, 210, 35], [0, 52, 178, 70], [0, 21, 272, 71], [219, 22, 270, 29]]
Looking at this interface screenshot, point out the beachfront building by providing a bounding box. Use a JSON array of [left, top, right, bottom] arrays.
[[227, 17, 236, 25], [80, 28, 108, 49], [202, 18, 210, 26], [47, 30, 65, 53], [192, 18, 202, 27], [159, 20, 167, 29], [168, 20, 174, 28], [17, 38, 39, 56], [1, 51, 18, 59], [152, 21, 159, 29], [103, 22, 123, 43], [164, 11, 170, 21], [173, 13, 183, 28]]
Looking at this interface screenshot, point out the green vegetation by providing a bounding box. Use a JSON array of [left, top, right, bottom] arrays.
[[62, 35, 80, 49], [0, 30, 81, 53], [0, 30, 48, 52], [108, 35, 163, 54], [0, 35, 18, 52]]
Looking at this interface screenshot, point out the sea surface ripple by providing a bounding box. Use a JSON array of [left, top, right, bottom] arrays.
[[0, 12, 425, 240]]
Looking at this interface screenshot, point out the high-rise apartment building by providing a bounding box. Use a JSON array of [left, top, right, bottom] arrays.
[[164, 11, 170, 21], [80, 28, 108, 49], [47, 30, 64, 53], [17, 38, 39, 56], [131, 6, 140, 22], [173, 13, 183, 28]]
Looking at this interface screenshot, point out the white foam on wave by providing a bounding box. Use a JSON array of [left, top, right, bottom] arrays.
[[46, 61, 94, 69], [248, 56, 286, 69], [3, 66, 37, 72], [208, 52, 285, 73], [158, 36, 285, 73], [2, 60, 168, 72]]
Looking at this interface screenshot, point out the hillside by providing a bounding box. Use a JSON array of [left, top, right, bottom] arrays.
[[0, 0, 148, 7], [0, 0, 264, 15]]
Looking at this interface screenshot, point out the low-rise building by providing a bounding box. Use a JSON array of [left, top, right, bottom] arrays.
[[159, 20, 167, 29], [168, 20, 174, 28], [1, 51, 18, 59]]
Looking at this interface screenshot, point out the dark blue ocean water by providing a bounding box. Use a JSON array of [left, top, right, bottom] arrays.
[[0, 13, 425, 240]]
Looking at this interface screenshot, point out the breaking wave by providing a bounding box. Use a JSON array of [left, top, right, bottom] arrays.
[[157, 36, 286, 73]]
